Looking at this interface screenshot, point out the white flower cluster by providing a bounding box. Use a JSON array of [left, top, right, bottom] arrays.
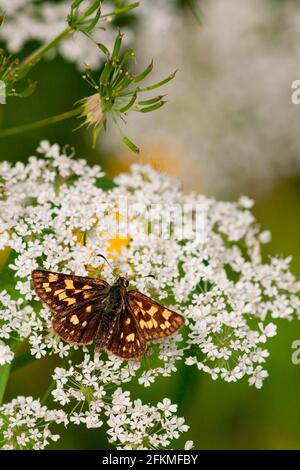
[[107, 392, 189, 450], [0, 396, 64, 449], [0, 141, 299, 392], [51, 356, 190, 449], [0, 340, 13, 365], [0, 141, 299, 448]]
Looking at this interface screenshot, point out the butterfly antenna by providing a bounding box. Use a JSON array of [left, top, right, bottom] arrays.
[[97, 254, 113, 271], [140, 274, 156, 280]]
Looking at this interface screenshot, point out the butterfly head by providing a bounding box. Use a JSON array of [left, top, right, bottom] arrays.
[[115, 276, 129, 288]]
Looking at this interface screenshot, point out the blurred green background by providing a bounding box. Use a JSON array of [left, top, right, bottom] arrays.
[[1, 0, 300, 450]]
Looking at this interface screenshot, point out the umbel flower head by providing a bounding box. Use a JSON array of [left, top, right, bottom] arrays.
[[0, 141, 300, 449], [0, 396, 64, 450], [0, 140, 299, 391]]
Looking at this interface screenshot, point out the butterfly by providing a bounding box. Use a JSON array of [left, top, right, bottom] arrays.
[[31, 270, 185, 360]]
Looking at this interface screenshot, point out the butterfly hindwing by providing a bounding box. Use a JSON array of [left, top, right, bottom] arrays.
[[127, 290, 185, 341], [31, 270, 109, 314], [106, 305, 147, 359], [52, 301, 103, 345]]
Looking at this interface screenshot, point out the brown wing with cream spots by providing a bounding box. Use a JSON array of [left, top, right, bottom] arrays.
[[127, 290, 185, 341], [52, 302, 104, 345], [31, 270, 109, 345], [31, 270, 109, 314], [106, 306, 147, 359]]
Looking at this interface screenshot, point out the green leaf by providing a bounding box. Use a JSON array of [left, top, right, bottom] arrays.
[[84, 7, 101, 33], [122, 135, 140, 154], [100, 2, 140, 19], [98, 42, 110, 57], [119, 92, 137, 112], [112, 32, 123, 62], [99, 62, 113, 88], [71, 0, 83, 8], [95, 178, 118, 191], [138, 95, 164, 105], [138, 70, 177, 92], [139, 100, 166, 113], [119, 49, 135, 68], [132, 60, 153, 84]]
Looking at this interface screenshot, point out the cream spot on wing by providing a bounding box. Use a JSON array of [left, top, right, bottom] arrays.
[[162, 310, 171, 320], [49, 273, 58, 282], [82, 321, 87, 327], [122, 346, 126, 351], [70, 314, 79, 325], [65, 298, 76, 306], [86, 305, 92, 313], [65, 279, 74, 289], [139, 320, 146, 329], [59, 292, 68, 300], [152, 318, 158, 328], [43, 282, 50, 288], [54, 289, 65, 296], [82, 285, 92, 290], [125, 317, 131, 325], [126, 333, 135, 342], [146, 320, 153, 329], [120, 332, 124, 339], [160, 323, 166, 330], [165, 321, 171, 329], [148, 306, 159, 315], [136, 301, 143, 308], [45, 287, 52, 292], [84, 292, 92, 299]]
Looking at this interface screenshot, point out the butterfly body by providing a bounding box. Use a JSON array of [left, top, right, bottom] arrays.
[[31, 270, 185, 360], [95, 278, 128, 352]]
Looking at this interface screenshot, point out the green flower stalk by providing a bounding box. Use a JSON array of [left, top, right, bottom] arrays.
[[0, 0, 139, 97]]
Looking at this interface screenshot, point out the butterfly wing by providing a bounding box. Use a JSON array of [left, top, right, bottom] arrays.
[[127, 290, 185, 341], [106, 305, 147, 359], [31, 270, 109, 345]]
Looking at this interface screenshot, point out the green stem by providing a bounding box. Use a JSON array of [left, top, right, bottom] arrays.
[[41, 380, 57, 406], [0, 340, 19, 405], [0, 108, 80, 138], [14, 26, 72, 80]]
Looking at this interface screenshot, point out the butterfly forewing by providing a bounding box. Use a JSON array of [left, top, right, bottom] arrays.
[[31, 270, 109, 345], [106, 305, 147, 359], [31, 270, 108, 313], [127, 290, 185, 341]]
